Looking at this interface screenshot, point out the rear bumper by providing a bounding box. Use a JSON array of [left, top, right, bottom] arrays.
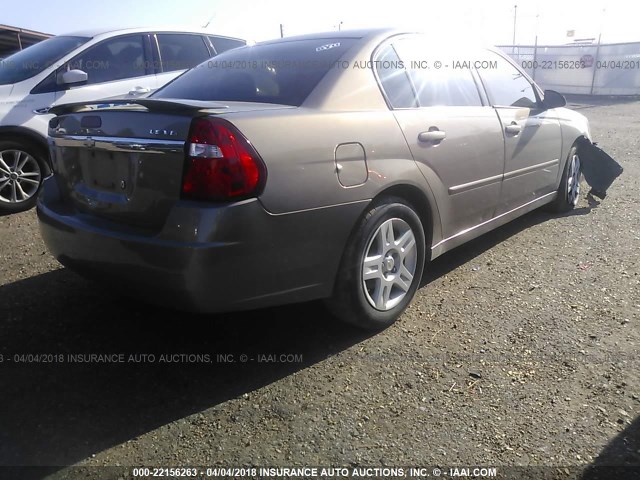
[[37, 176, 367, 313]]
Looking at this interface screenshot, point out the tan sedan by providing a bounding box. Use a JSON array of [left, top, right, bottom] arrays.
[[39, 29, 593, 329]]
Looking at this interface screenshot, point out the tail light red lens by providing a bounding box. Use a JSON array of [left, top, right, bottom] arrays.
[[182, 117, 267, 201]]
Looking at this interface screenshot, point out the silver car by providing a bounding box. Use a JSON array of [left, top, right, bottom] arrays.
[[38, 29, 592, 329]]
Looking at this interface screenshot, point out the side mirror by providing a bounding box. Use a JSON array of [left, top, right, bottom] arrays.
[[542, 89, 566, 109], [57, 69, 88, 87]]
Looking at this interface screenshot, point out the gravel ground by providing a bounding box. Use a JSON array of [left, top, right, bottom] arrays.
[[0, 97, 638, 480]]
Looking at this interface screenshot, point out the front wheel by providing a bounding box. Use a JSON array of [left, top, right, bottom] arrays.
[[547, 145, 582, 213], [326, 198, 426, 330], [0, 141, 46, 214]]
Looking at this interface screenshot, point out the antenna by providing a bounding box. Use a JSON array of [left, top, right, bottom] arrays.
[[203, 14, 216, 29]]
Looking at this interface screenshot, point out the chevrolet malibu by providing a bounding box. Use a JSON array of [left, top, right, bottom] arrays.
[[38, 29, 592, 329]]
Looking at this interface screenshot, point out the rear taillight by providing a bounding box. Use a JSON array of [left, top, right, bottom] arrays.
[[182, 117, 266, 201]]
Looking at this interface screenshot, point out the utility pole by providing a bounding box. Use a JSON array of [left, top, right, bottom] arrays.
[[280, 24, 284, 38], [338, 21, 343, 31], [532, 13, 539, 80], [512, 4, 518, 50], [590, 8, 606, 95]]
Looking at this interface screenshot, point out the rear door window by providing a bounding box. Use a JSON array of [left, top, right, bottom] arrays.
[[157, 34, 211, 72], [393, 37, 483, 107]]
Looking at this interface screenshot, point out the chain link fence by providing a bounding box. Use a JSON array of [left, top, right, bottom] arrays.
[[499, 42, 640, 95]]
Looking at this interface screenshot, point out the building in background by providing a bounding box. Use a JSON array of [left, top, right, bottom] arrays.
[[0, 24, 52, 58]]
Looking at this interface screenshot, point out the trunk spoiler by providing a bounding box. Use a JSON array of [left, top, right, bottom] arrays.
[[49, 98, 229, 116]]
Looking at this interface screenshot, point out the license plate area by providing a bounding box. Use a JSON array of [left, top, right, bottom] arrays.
[[81, 150, 133, 194]]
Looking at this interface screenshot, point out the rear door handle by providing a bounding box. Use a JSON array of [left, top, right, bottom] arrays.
[[505, 123, 522, 135], [418, 129, 446, 143]]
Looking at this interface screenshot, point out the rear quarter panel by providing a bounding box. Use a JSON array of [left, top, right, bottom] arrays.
[[227, 108, 444, 246]]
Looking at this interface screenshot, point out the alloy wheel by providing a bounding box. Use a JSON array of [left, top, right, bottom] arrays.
[[361, 218, 418, 311], [567, 153, 581, 206], [0, 149, 42, 204]]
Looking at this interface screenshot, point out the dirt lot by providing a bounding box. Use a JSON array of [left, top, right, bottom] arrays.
[[1, 98, 638, 480]]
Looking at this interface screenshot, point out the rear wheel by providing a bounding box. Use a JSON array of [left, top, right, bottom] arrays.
[[547, 145, 581, 213], [0, 141, 45, 214], [326, 197, 426, 330]]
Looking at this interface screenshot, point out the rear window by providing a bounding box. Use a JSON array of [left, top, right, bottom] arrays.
[[153, 38, 357, 106], [0, 35, 89, 85]]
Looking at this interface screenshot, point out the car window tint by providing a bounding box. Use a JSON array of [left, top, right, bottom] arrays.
[[374, 44, 416, 109], [477, 51, 538, 108], [69, 35, 145, 85], [0, 35, 89, 85], [157, 34, 211, 72], [394, 38, 482, 107], [209, 36, 246, 54], [154, 38, 357, 106]]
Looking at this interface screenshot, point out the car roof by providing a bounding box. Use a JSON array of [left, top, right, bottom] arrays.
[[60, 26, 243, 41], [253, 28, 491, 52], [257, 28, 402, 45]]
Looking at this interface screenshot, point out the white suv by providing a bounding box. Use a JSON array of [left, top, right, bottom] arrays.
[[0, 27, 244, 213]]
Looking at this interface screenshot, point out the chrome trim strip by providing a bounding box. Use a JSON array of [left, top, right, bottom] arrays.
[[503, 158, 559, 180], [448, 173, 503, 195], [57, 135, 185, 153], [449, 159, 559, 195]]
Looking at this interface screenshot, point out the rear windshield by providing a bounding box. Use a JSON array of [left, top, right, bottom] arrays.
[[0, 35, 90, 85], [153, 38, 357, 106]]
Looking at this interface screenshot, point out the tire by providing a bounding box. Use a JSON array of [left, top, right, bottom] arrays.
[[0, 141, 46, 214], [326, 197, 426, 330], [546, 145, 582, 213]]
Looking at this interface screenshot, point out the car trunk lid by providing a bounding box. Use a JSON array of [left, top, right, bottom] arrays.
[[49, 100, 291, 231]]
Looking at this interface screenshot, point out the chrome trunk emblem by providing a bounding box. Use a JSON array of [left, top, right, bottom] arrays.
[[149, 129, 177, 136]]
